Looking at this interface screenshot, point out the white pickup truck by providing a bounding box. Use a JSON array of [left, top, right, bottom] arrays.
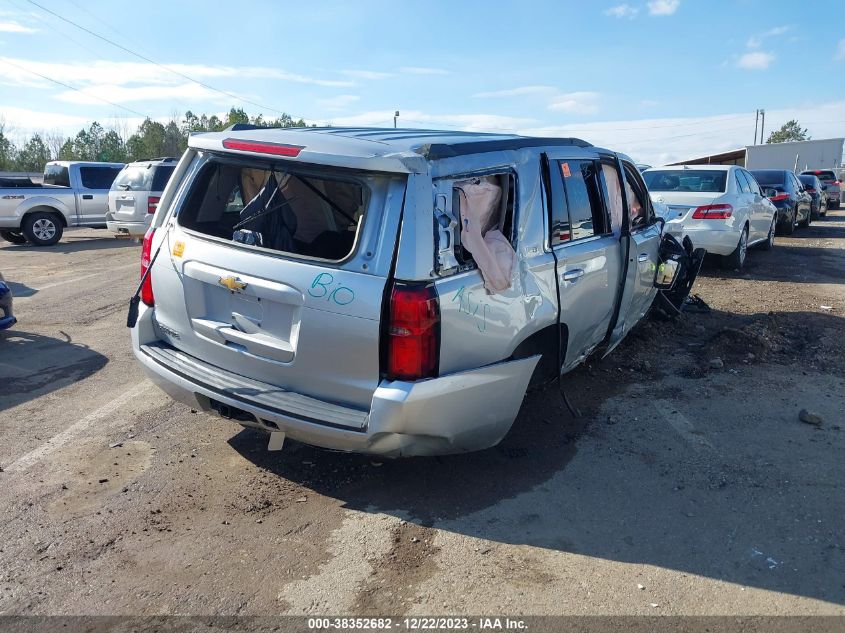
[[0, 161, 124, 246]]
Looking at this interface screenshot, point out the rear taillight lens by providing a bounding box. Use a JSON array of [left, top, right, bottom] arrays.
[[769, 193, 789, 202], [147, 196, 160, 215], [834, 181, 841, 186], [386, 283, 440, 381], [140, 227, 155, 307], [692, 203, 733, 219]]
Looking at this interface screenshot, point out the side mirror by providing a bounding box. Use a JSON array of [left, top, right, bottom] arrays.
[[763, 187, 778, 198], [821, 184, 828, 191]]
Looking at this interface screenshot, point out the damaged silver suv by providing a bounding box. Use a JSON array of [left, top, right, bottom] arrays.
[[129, 127, 700, 457]]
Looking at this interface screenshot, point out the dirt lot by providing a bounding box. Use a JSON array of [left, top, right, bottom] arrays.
[[1, 214, 844, 617]]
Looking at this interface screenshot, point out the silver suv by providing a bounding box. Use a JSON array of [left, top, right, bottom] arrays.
[[130, 127, 700, 457], [106, 158, 177, 238]]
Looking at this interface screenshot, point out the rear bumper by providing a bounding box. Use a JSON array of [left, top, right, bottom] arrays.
[[664, 224, 739, 256], [131, 306, 538, 457], [106, 217, 150, 237]]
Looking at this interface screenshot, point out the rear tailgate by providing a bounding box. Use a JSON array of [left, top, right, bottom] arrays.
[[147, 153, 405, 418], [109, 190, 143, 222]]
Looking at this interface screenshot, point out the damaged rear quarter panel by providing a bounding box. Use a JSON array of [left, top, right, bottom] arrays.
[[432, 151, 558, 375]]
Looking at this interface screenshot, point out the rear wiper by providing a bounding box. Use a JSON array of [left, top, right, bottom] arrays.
[[119, 184, 132, 191]]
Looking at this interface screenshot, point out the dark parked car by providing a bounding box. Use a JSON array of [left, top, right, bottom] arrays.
[[798, 174, 828, 219], [0, 271, 15, 330], [749, 169, 812, 235], [800, 169, 840, 210]]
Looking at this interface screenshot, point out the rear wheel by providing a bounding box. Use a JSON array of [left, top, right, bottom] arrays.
[[21, 211, 63, 246], [0, 230, 27, 245], [721, 226, 748, 270], [800, 205, 811, 227], [760, 216, 775, 251], [781, 207, 796, 235]]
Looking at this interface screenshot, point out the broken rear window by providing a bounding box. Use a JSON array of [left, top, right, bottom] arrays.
[[178, 159, 368, 262]]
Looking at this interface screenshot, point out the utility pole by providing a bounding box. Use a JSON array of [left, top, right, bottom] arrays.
[[394, 110, 399, 129], [760, 109, 766, 144], [754, 109, 760, 145]]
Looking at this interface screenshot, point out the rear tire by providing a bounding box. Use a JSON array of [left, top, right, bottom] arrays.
[[0, 230, 27, 245], [781, 208, 796, 235], [721, 226, 748, 270], [21, 211, 63, 246]]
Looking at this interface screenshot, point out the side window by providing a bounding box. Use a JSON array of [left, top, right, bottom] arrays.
[[43, 164, 70, 187], [742, 170, 760, 195], [448, 173, 515, 266], [80, 166, 122, 190], [622, 162, 651, 231], [735, 171, 751, 194], [549, 160, 605, 245]]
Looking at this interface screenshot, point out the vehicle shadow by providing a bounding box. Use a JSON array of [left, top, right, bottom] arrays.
[[0, 329, 108, 412], [229, 309, 845, 606], [5, 235, 138, 254], [6, 281, 37, 298]]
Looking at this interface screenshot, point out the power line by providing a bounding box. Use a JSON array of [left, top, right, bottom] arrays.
[[0, 56, 149, 118], [26, 0, 312, 122]]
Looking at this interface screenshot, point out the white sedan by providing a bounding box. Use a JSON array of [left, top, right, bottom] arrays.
[[643, 165, 778, 270]]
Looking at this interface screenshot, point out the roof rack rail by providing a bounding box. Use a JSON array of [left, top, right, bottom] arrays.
[[421, 137, 592, 160]]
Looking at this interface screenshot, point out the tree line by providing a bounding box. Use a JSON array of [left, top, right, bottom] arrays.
[[0, 107, 308, 172]]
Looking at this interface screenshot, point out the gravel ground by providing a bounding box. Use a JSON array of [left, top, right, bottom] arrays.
[[0, 213, 843, 616]]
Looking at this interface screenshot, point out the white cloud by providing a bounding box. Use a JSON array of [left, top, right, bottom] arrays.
[[0, 21, 35, 33], [316, 94, 360, 111], [747, 25, 790, 48], [604, 4, 638, 19], [737, 51, 775, 70], [647, 0, 680, 16], [473, 85, 556, 98], [0, 57, 353, 89], [341, 69, 393, 80], [836, 39, 845, 61], [56, 83, 228, 105], [400, 66, 449, 75], [548, 91, 601, 114]]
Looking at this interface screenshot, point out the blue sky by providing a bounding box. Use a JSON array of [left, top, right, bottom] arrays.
[[1, 0, 844, 165]]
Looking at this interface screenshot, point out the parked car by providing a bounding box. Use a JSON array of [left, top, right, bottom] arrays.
[[749, 169, 812, 234], [642, 165, 778, 269], [0, 161, 124, 246], [799, 169, 840, 210], [0, 271, 15, 330], [797, 174, 828, 219], [129, 127, 701, 457], [106, 158, 177, 238]]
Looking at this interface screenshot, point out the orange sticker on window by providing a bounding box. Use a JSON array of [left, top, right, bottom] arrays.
[[561, 162, 571, 178], [172, 240, 185, 257]]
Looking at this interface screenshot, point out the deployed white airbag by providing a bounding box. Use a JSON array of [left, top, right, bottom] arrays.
[[456, 178, 516, 293]]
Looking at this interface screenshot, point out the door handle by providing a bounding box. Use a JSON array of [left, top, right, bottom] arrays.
[[82, 194, 93, 200], [637, 253, 649, 262], [562, 268, 585, 282]]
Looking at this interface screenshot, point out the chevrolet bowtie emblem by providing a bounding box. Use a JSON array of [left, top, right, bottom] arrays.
[[218, 276, 247, 292]]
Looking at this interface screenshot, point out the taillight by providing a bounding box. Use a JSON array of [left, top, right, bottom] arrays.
[[769, 193, 789, 202], [140, 227, 155, 307], [147, 196, 160, 215], [834, 181, 841, 187], [222, 138, 304, 157], [386, 283, 440, 381], [692, 203, 733, 219]]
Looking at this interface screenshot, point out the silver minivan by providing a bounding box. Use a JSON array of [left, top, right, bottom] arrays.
[[106, 158, 177, 238], [130, 127, 699, 457]]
